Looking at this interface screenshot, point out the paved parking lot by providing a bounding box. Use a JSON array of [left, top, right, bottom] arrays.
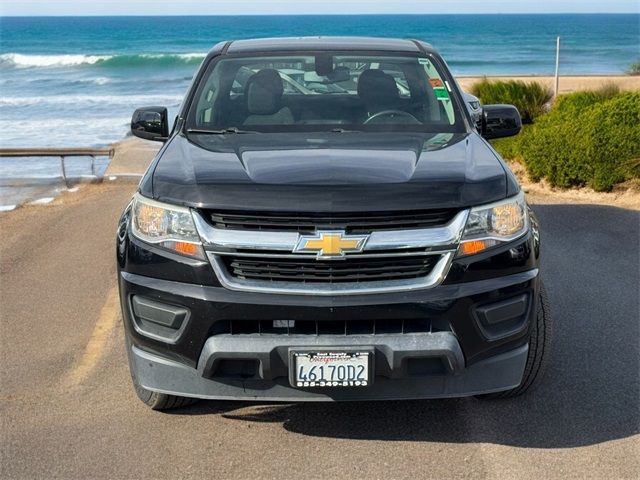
[[1, 184, 638, 479]]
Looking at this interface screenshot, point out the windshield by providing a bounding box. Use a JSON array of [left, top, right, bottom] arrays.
[[186, 52, 466, 133]]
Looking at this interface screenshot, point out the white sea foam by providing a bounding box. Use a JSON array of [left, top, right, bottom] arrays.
[[138, 52, 205, 60], [0, 116, 131, 152], [0, 93, 183, 107], [177, 53, 206, 60], [0, 53, 112, 68], [82, 76, 111, 85], [29, 197, 55, 205], [0, 52, 206, 69]]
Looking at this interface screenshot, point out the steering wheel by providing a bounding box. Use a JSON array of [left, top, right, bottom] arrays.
[[363, 110, 420, 125]]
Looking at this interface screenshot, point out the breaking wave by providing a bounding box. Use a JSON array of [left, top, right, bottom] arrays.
[[0, 52, 207, 69], [0, 93, 184, 107]]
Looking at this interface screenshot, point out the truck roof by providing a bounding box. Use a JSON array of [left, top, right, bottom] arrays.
[[212, 37, 435, 55]]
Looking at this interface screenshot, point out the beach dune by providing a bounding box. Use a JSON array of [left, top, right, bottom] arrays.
[[457, 75, 640, 94]]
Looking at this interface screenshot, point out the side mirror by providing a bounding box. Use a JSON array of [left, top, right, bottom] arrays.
[[481, 104, 522, 139], [131, 107, 169, 142]]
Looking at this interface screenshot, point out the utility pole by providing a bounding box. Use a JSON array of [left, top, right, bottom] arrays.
[[554, 36, 561, 97]]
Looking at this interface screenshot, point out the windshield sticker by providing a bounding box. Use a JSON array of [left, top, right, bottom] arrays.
[[434, 87, 450, 100], [418, 58, 429, 65], [430, 78, 444, 88]]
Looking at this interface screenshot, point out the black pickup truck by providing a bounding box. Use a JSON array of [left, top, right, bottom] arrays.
[[117, 37, 551, 410]]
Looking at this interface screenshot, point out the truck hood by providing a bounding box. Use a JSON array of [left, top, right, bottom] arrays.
[[148, 132, 513, 212]]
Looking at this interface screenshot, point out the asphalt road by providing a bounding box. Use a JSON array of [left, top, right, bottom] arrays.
[[1, 184, 638, 479]]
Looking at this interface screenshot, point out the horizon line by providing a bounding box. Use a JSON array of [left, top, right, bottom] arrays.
[[1, 12, 638, 18]]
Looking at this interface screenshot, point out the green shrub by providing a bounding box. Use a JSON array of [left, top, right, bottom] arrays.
[[584, 93, 640, 191], [519, 91, 640, 191], [553, 83, 620, 112], [470, 78, 553, 123], [595, 82, 621, 99], [628, 61, 640, 76]]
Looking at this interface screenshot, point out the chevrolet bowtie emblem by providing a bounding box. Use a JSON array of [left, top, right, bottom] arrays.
[[294, 231, 369, 259]]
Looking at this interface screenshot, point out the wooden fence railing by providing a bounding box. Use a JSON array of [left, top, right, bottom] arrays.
[[0, 148, 114, 187]]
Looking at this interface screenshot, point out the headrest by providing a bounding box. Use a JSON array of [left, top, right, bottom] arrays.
[[245, 69, 284, 115], [357, 69, 400, 112]]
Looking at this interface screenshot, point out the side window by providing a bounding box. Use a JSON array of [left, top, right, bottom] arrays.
[[196, 67, 222, 125], [231, 80, 243, 95], [282, 77, 299, 94], [231, 67, 253, 97]]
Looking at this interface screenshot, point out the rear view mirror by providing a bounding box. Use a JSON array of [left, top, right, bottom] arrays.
[[315, 54, 334, 76], [131, 107, 169, 142], [326, 66, 350, 83], [481, 104, 522, 139]]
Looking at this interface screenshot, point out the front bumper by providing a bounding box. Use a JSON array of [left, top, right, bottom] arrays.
[[120, 266, 538, 401], [130, 335, 528, 401]]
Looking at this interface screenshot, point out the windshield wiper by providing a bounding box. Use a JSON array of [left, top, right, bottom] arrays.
[[187, 127, 259, 135], [329, 128, 361, 133], [188, 127, 360, 134]]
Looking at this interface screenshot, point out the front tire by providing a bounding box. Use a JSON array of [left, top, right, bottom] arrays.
[[477, 282, 552, 399], [132, 379, 199, 411]]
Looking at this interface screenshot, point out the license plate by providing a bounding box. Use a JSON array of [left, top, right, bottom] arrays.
[[292, 352, 370, 388]]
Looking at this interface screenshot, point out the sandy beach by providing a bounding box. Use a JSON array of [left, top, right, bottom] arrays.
[[457, 75, 640, 93]]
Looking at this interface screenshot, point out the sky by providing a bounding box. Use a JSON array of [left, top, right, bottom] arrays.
[[1, 0, 638, 16]]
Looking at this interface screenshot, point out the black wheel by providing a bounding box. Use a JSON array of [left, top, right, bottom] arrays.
[[131, 378, 199, 411], [477, 282, 552, 399], [124, 334, 198, 411]]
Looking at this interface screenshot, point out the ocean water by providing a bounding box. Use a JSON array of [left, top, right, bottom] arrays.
[[0, 14, 638, 198]]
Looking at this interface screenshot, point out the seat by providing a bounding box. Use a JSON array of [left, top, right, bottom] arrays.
[[357, 69, 401, 115], [243, 69, 294, 126]]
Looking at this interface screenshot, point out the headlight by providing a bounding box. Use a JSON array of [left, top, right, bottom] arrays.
[[457, 191, 528, 257], [131, 193, 205, 260]]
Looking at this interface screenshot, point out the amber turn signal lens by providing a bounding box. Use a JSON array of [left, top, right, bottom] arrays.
[[173, 242, 202, 257], [459, 240, 487, 256]]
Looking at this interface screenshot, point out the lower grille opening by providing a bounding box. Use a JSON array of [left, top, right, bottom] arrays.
[[212, 318, 450, 336], [212, 359, 259, 378], [406, 358, 448, 376], [221, 254, 440, 283]]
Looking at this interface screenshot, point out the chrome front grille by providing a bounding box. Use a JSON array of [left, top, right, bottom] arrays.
[[192, 209, 469, 295]]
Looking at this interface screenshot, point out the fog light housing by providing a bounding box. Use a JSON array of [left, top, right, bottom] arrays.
[[130, 295, 190, 343]]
